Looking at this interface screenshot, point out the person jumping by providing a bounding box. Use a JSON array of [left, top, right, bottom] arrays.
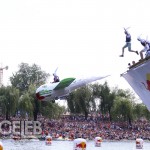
[[120, 28, 139, 57]]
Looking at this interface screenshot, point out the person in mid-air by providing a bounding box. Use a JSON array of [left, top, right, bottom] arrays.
[[137, 37, 150, 60], [120, 29, 139, 57], [53, 73, 60, 83]]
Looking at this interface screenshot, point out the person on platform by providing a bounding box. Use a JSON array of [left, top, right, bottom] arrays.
[[137, 37, 150, 60]]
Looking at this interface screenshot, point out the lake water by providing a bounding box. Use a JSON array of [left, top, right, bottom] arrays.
[[1, 140, 150, 150]]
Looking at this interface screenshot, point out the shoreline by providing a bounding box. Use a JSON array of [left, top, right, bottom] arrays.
[[1, 137, 150, 142]]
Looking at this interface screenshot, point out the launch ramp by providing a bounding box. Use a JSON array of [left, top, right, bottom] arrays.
[[121, 56, 150, 110]]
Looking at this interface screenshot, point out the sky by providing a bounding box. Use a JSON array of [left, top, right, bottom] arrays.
[[0, 0, 150, 98]]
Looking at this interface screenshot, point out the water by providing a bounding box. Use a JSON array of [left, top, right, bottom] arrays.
[[1, 140, 150, 150]]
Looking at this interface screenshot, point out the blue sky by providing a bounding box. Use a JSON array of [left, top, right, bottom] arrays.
[[0, 0, 150, 95]]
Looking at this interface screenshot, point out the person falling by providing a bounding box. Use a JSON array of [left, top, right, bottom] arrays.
[[120, 28, 139, 57]]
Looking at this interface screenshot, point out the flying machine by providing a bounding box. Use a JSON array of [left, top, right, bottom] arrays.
[[36, 74, 110, 102]]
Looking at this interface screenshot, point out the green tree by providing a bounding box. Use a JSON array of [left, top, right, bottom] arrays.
[[66, 92, 76, 114], [41, 102, 65, 119], [67, 86, 93, 119], [91, 82, 115, 118], [115, 88, 136, 100], [133, 103, 150, 121], [0, 86, 19, 120], [90, 83, 101, 112], [112, 97, 133, 125], [91, 83, 101, 98], [18, 92, 33, 118], [10, 63, 50, 120], [142, 106, 150, 120], [28, 84, 41, 121], [99, 82, 115, 121], [10, 63, 49, 93]]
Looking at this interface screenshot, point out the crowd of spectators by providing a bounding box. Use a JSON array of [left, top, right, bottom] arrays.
[[0, 115, 150, 141], [40, 115, 150, 141]]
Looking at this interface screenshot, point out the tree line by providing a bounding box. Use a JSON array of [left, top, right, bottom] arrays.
[[0, 62, 149, 125]]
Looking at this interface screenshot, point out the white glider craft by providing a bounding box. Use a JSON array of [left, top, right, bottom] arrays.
[[36, 75, 110, 102]]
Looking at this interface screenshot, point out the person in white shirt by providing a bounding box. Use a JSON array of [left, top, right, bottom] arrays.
[[137, 37, 150, 60]]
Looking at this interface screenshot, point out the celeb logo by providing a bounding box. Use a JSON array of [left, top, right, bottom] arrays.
[[0, 120, 42, 136]]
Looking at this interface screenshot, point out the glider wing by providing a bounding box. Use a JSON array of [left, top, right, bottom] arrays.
[[54, 78, 76, 90], [68, 75, 110, 92]]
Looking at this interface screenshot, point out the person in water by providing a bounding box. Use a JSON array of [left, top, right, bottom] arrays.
[[120, 29, 139, 57]]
